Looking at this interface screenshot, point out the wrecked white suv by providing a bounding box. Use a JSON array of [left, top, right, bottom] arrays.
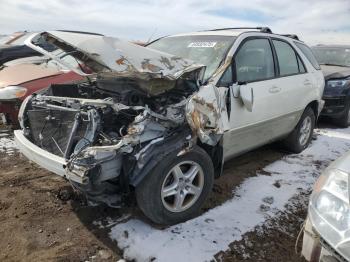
[[15, 28, 324, 225]]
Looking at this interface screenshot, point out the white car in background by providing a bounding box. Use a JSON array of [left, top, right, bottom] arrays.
[[302, 150, 350, 261], [15, 27, 324, 225]]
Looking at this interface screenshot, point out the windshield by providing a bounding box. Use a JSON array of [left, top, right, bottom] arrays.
[[46, 53, 80, 71], [148, 35, 235, 80], [37, 44, 91, 73], [312, 47, 350, 67]]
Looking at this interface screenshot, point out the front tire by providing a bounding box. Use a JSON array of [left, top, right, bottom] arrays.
[[136, 145, 214, 225], [283, 107, 315, 153]]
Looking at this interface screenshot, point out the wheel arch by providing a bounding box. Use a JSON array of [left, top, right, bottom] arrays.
[[196, 138, 224, 179], [306, 100, 319, 122], [127, 128, 222, 187]]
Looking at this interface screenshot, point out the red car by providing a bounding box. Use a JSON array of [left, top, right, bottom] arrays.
[[0, 62, 83, 126]]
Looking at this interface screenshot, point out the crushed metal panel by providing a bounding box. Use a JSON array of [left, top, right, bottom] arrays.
[[186, 84, 227, 145], [25, 31, 206, 82]]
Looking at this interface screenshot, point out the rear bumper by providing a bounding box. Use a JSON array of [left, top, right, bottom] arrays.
[[14, 130, 86, 184]]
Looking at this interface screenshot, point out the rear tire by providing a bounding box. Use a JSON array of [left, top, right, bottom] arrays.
[[136, 145, 214, 225], [283, 107, 315, 153]]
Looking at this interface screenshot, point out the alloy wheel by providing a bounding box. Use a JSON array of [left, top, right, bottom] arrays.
[[299, 116, 312, 146], [161, 161, 204, 213]]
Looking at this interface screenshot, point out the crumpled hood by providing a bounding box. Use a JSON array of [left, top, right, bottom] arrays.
[[25, 31, 205, 82], [321, 65, 350, 80], [0, 63, 61, 88]]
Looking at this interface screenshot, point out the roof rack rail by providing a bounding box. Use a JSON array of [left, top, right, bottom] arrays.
[[206, 27, 272, 33], [280, 34, 300, 40], [56, 30, 103, 36]]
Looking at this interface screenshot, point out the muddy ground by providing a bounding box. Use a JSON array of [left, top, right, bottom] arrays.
[[1, 129, 312, 262]]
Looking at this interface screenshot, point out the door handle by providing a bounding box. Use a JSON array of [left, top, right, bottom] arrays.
[[269, 86, 281, 93], [304, 79, 312, 86]]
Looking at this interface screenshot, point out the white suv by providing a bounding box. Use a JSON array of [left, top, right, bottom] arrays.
[[15, 28, 324, 225]]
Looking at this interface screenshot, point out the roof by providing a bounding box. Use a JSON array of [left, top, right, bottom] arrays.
[[170, 29, 251, 37], [159, 27, 302, 42]]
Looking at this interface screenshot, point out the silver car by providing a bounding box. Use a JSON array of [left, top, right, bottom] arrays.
[[15, 28, 324, 225]]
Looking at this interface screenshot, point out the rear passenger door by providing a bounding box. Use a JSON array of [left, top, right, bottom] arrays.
[[269, 39, 310, 131]]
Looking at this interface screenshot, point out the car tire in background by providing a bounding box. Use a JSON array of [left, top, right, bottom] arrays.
[[335, 103, 350, 128], [283, 107, 316, 153], [136, 145, 214, 225]]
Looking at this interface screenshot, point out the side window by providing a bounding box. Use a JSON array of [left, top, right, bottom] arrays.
[[218, 65, 233, 86], [272, 40, 299, 76], [235, 39, 275, 83], [295, 42, 321, 70]]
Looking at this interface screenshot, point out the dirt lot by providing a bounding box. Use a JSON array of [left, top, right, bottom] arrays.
[[0, 126, 336, 261]]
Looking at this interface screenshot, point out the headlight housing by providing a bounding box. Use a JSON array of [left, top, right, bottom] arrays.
[[0, 85, 27, 100], [312, 169, 349, 230], [327, 79, 350, 88], [310, 168, 350, 255]]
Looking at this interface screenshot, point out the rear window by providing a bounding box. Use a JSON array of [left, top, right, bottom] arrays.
[[294, 42, 321, 70]]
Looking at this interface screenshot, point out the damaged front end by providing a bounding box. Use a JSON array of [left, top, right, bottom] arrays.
[[17, 31, 226, 207], [19, 73, 203, 206]]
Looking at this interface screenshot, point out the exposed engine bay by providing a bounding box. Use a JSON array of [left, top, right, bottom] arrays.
[[20, 75, 200, 206]]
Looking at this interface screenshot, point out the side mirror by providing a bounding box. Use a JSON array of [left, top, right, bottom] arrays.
[[230, 82, 254, 112], [240, 84, 254, 112]]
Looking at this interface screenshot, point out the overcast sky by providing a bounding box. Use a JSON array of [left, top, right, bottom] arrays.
[[0, 0, 349, 45]]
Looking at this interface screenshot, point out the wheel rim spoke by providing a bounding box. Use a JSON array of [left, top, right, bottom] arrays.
[[174, 191, 186, 210], [187, 184, 201, 196], [184, 165, 199, 183], [162, 183, 178, 197], [172, 165, 184, 180]]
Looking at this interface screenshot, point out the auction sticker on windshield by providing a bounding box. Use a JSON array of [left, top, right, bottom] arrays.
[[188, 42, 217, 48]]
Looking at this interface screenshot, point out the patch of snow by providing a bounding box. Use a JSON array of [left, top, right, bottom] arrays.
[[0, 131, 17, 155], [109, 127, 350, 262]]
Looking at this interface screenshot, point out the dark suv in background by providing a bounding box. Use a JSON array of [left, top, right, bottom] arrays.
[[312, 45, 350, 127]]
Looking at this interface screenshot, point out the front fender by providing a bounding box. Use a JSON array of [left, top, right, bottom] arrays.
[[128, 127, 193, 187], [186, 84, 226, 146]]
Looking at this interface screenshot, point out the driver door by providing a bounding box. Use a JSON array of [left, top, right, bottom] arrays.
[[218, 37, 288, 159]]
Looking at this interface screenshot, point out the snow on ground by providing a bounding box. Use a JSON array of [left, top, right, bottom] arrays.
[[0, 130, 17, 155], [109, 127, 350, 262]]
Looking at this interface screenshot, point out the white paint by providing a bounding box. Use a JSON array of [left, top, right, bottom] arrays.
[[109, 127, 350, 262]]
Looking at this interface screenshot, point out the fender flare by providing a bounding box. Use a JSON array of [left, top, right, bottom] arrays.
[[127, 128, 193, 187]]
